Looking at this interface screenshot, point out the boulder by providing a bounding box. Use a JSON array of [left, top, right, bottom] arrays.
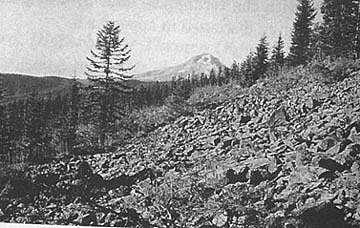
[[249, 169, 266, 186], [318, 137, 338, 152], [268, 106, 288, 127], [318, 158, 346, 172], [78, 212, 97, 226], [226, 167, 249, 184], [88, 174, 105, 188], [297, 202, 351, 228], [239, 115, 251, 124], [76, 160, 93, 179], [34, 173, 59, 187], [208, 136, 221, 146], [212, 211, 228, 227]]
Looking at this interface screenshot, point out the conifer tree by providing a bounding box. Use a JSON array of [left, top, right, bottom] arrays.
[[270, 34, 286, 71], [7, 101, 25, 162], [217, 67, 223, 86], [199, 73, 207, 87], [288, 0, 316, 66], [66, 78, 80, 154], [254, 35, 269, 80], [0, 78, 7, 161], [321, 0, 360, 58], [223, 67, 231, 84], [230, 61, 240, 82], [85, 21, 134, 147], [240, 52, 257, 86], [209, 69, 217, 86], [24, 92, 46, 162], [0, 77, 6, 101]]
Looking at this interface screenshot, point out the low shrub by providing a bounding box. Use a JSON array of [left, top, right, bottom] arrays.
[[311, 58, 360, 83], [0, 163, 31, 199]]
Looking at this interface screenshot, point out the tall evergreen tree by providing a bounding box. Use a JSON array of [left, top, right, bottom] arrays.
[[240, 52, 257, 86], [254, 35, 269, 80], [321, 0, 360, 58], [85, 21, 134, 147], [308, 22, 328, 61], [217, 67, 223, 86], [270, 34, 286, 71], [0, 77, 6, 101], [230, 61, 240, 82], [209, 69, 217, 86], [288, 0, 316, 66], [223, 67, 231, 84], [0, 79, 8, 161], [24, 92, 49, 162], [66, 78, 80, 154]]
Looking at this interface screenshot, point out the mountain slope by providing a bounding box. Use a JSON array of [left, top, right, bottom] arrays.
[[135, 53, 226, 81], [4, 70, 360, 227]]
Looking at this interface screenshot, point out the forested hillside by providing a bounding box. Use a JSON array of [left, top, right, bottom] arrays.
[[0, 74, 73, 99]]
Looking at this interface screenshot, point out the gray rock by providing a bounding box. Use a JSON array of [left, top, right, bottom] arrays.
[[80, 212, 97, 226]]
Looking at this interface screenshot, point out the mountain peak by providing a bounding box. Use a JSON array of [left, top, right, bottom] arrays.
[[188, 53, 221, 65], [136, 53, 225, 81]]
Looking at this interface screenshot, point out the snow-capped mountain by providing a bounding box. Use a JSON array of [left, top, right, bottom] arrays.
[[135, 53, 225, 81]]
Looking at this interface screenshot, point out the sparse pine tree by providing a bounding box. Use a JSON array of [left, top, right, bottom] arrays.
[[230, 61, 240, 82], [288, 0, 316, 66], [309, 22, 328, 61], [217, 67, 223, 86], [66, 78, 81, 155], [24, 92, 49, 162], [85, 21, 134, 147], [240, 52, 257, 86], [270, 34, 286, 71], [209, 69, 217, 86], [0, 77, 6, 101], [0, 83, 9, 161], [254, 35, 269, 80], [223, 67, 231, 84]]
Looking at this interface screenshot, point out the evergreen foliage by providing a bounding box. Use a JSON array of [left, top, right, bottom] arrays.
[[254, 35, 270, 80], [240, 52, 257, 86], [85, 21, 134, 147], [270, 34, 286, 71], [321, 0, 360, 58], [288, 0, 316, 66]]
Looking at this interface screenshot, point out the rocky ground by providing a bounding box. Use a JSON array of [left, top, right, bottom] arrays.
[[1, 71, 360, 227]]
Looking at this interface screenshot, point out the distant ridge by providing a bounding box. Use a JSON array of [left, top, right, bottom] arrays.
[[0, 73, 74, 99], [0, 73, 159, 101]]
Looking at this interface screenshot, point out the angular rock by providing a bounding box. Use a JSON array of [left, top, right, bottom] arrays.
[[318, 137, 339, 152], [226, 167, 249, 184], [76, 160, 93, 179], [318, 158, 346, 172], [79, 212, 97, 226], [212, 211, 227, 227], [297, 202, 351, 228], [249, 169, 266, 186], [268, 106, 288, 126], [239, 115, 251, 124]]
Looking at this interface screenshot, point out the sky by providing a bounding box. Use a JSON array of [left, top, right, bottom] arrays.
[[0, 0, 322, 78]]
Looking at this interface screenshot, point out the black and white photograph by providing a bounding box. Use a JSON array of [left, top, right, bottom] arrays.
[[0, 0, 360, 227]]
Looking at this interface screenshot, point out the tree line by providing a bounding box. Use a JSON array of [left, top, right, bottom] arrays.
[[232, 0, 360, 86]]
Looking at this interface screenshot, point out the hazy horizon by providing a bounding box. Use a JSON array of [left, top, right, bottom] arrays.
[[0, 0, 322, 78]]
